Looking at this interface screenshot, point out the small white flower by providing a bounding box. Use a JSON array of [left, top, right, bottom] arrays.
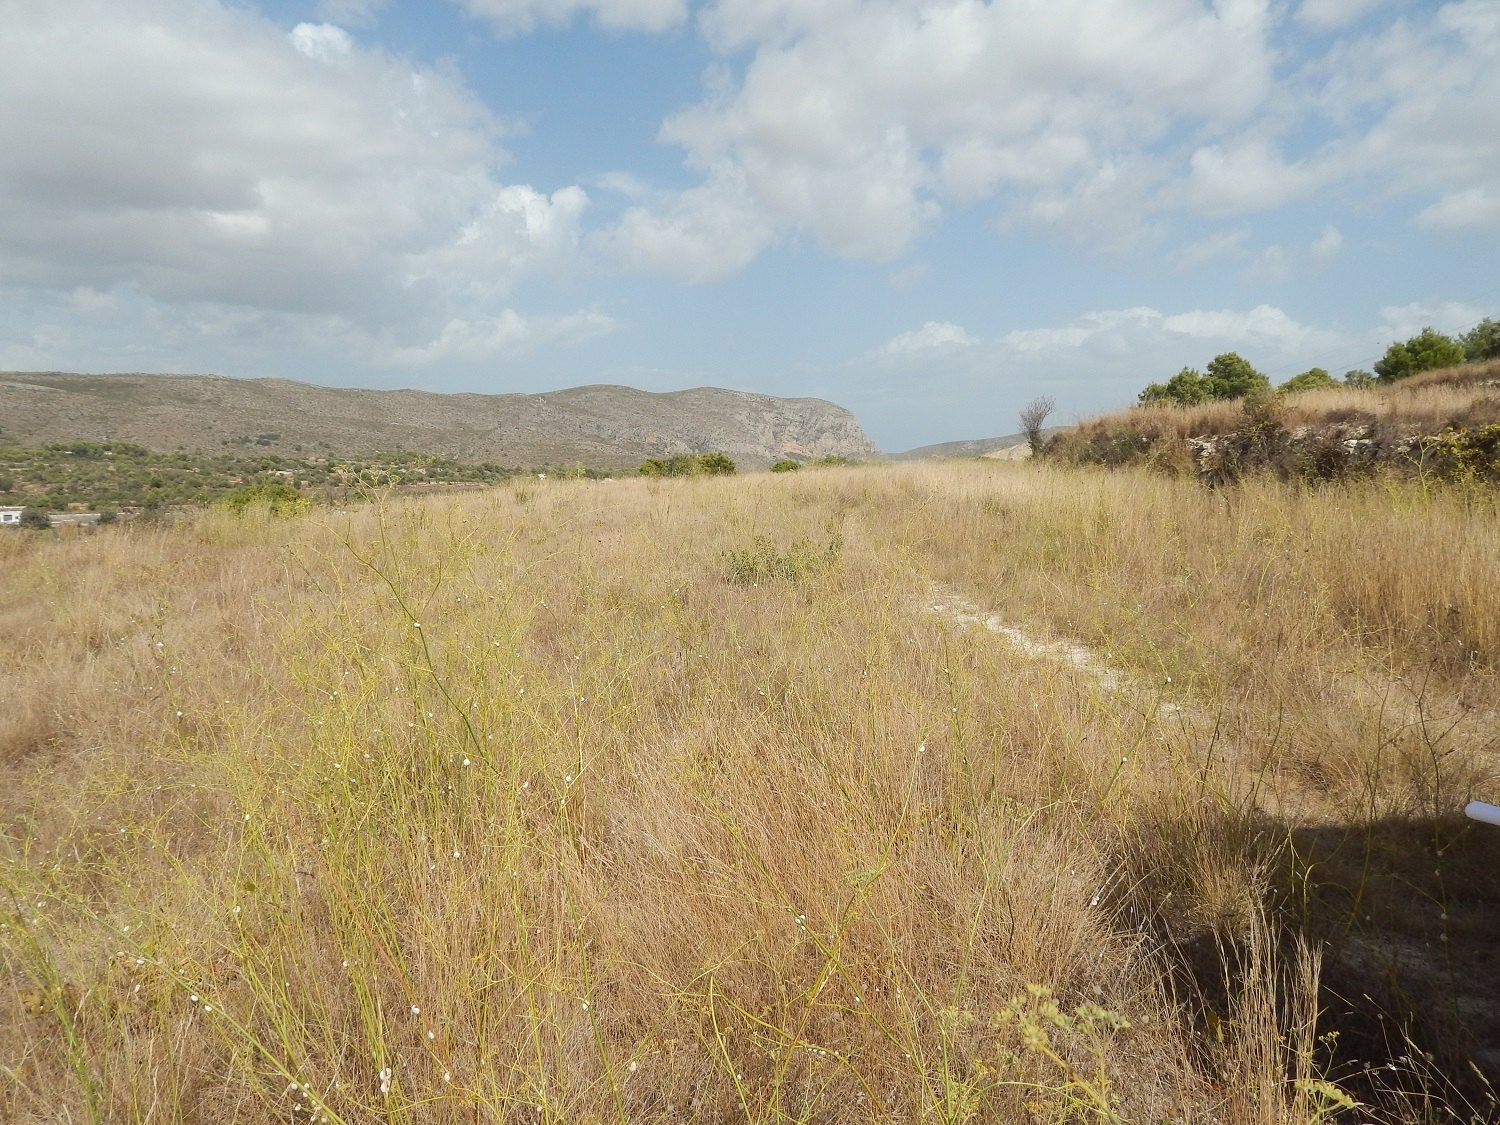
[[410, 1005, 421, 1015]]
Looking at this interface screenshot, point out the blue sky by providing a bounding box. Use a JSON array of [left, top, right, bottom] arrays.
[[2, 0, 1497, 450]]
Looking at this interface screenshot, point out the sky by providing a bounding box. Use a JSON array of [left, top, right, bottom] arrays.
[[1, 0, 1498, 451]]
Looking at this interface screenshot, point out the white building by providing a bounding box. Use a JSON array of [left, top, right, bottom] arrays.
[[0, 506, 25, 526]]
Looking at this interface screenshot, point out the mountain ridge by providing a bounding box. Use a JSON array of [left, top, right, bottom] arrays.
[[0, 372, 883, 468]]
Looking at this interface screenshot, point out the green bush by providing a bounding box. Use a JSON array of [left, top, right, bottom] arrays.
[[1139, 353, 1270, 405], [696, 451, 737, 475], [639, 452, 737, 477], [1279, 368, 1338, 394], [770, 459, 800, 473], [1375, 328, 1465, 383], [1461, 318, 1500, 363], [18, 506, 51, 530], [723, 534, 842, 584], [215, 482, 310, 516]]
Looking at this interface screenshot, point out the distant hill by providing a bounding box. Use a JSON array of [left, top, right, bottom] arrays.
[[893, 428, 1065, 461], [0, 373, 882, 469]]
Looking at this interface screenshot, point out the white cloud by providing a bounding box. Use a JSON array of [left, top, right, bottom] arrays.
[[383, 312, 531, 366], [619, 0, 1278, 277], [622, 1, 1500, 281], [1159, 304, 1328, 348], [289, 22, 354, 61], [1310, 223, 1344, 262], [379, 308, 621, 367], [1180, 139, 1329, 215], [1415, 189, 1500, 232], [1000, 303, 1339, 356], [456, 0, 687, 34], [1002, 308, 1161, 352], [0, 0, 597, 366], [882, 321, 978, 356], [1170, 227, 1250, 272], [1242, 244, 1291, 285], [599, 167, 777, 284], [1377, 300, 1488, 342], [1314, 3, 1500, 229]]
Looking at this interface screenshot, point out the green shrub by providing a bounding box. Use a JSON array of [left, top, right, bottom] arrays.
[[1462, 318, 1500, 363], [723, 534, 842, 584], [770, 459, 800, 472], [18, 506, 51, 530], [639, 452, 737, 477], [1375, 328, 1465, 382], [215, 482, 310, 517], [1279, 368, 1338, 394], [696, 451, 737, 475], [1139, 353, 1270, 405]]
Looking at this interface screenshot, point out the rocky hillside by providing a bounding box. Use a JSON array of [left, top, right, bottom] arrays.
[[0, 373, 882, 468]]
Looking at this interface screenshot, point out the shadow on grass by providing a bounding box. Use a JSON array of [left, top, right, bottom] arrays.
[[1136, 807, 1500, 1120]]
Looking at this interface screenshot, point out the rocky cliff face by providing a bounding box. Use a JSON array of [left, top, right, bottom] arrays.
[[0, 374, 883, 467]]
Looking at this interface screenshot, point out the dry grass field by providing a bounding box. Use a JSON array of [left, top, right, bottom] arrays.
[[2, 461, 1498, 1123]]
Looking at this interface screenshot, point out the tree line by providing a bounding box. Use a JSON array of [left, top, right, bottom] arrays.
[[1136, 317, 1500, 407]]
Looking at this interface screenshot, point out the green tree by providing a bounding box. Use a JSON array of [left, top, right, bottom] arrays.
[[19, 506, 51, 529], [770, 459, 800, 472], [1279, 367, 1338, 394], [1204, 352, 1271, 400], [696, 451, 737, 475], [1461, 317, 1500, 362], [1139, 367, 1212, 406], [1343, 369, 1375, 388], [1374, 327, 1465, 382]]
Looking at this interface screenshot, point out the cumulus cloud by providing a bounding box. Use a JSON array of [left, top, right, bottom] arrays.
[[1180, 139, 1330, 215], [1310, 223, 1344, 262], [1314, 2, 1500, 228], [606, 0, 1278, 275], [0, 0, 599, 371], [598, 167, 778, 284], [1377, 300, 1489, 342], [1415, 189, 1500, 232], [1001, 303, 1341, 357], [289, 22, 354, 61], [605, 0, 1500, 281], [456, 0, 687, 34], [882, 321, 979, 355]]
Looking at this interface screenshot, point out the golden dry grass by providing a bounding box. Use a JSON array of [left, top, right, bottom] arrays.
[[2, 463, 1497, 1123]]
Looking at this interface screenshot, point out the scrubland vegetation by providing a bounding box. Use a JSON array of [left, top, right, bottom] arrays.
[[1052, 358, 1500, 484], [0, 441, 563, 514], [3, 461, 1498, 1122]]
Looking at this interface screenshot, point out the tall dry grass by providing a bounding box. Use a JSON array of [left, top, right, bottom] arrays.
[[2, 463, 1497, 1122]]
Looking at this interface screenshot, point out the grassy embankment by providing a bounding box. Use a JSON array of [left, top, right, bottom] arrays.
[[2, 461, 1497, 1122], [1050, 358, 1500, 482]]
